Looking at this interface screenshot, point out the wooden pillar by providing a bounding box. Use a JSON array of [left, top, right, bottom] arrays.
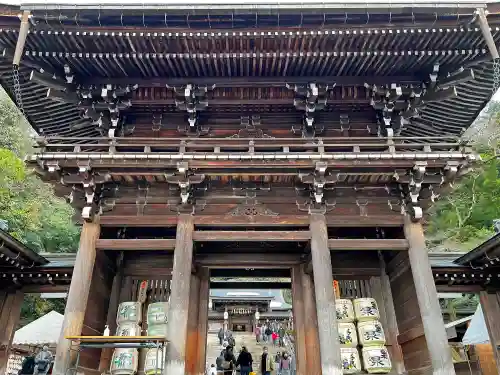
[[404, 216, 455, 375], [291, 265, 307, 375], [185, 273, 201, 375], [53, 222, 100, 375], [302, 264, 322, 375], [195, 267, 210, 375], [99, 254, 124, 373], [310, 213, 342, 375], [165, 214, 194, 375], [479, 291, 500, 374], [369, 262, 405, 374], [0, 290, 24, 374]]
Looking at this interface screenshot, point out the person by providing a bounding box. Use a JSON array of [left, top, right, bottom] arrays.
[[255, 325, 261, 343], [236, 345, 253, 375], [208, 364, 217, 375], [216, 349, 226, 375], [271, 331, 278, 346], [18, 353, 35, 375], [33, 346, 53, 375], [218, 327, 225, 346], [222, 345, 236, 375], [279, 352, 292, 375], [260, 346, 274, 375], [264, 326, 272, 343]]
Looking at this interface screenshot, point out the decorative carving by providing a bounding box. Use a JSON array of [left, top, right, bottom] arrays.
[[229, 115, 273, 138], [226, 192, 279, 219]]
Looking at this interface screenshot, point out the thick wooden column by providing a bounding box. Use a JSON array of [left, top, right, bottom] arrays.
[[185, 273, 201, 375], [291, 265, 307, 375], [53, 222, 100, 375], [99, 254, 124, 372], [404, 216, 455, 375], [479, 291, 500, 373], [0, 290, 24, 374], [195, 267, 210, 375], [302, 269, 321, 375], [378, 255, 405, 375], [165, 214, 194, 375], [310, 213, 342, 375]]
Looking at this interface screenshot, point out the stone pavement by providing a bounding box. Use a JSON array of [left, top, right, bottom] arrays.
[[205, 332, 287, 374]]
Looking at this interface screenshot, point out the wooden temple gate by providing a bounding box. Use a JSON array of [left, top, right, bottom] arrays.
[[1, 1, 500, 375]]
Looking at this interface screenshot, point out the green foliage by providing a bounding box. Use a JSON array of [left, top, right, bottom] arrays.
[[0, 91, 80, 252], [427, 147, 500, 251], [20, 295, 66, 326], [0, 90, 77, 326]]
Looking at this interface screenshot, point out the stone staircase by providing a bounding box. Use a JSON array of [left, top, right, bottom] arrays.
[[205, 332, 286, 374]]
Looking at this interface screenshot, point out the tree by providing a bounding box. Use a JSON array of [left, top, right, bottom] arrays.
[[0, 90, 79, 325]]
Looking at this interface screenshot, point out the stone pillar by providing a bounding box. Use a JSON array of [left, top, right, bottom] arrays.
[[302, 269, 321, 375], [53, 222, 100, 375], [479, 291, 500, 374], [195, 268, 210, 375], [404, 216, 455, 375], [291, 265, 307, 375], [0, 290, 24, 374], [165, 214, 194, 375], [310, 213, 342, 375]]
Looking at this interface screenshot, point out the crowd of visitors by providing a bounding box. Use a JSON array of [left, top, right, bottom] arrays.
[[18, 346, 53, 375], [254, 321, 287, 347]]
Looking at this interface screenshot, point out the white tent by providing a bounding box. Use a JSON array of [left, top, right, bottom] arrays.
[[462, 304, 490, 345], [12, 310, 63, 346]]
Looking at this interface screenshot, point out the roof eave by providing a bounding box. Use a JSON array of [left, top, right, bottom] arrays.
[[0, 229, 48, 265], [454, 232, 500, 266]]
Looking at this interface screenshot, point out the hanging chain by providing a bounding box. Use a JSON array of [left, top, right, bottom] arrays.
[[493, 58, 500, 93], [12, 65, 26, 116]]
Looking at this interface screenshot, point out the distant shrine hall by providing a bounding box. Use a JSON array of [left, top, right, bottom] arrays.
[[1, 1, 500, 375]]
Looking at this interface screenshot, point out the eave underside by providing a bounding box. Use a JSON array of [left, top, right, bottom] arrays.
[[0, 8, 496, 138]]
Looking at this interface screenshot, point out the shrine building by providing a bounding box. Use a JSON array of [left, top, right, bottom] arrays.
[[0, 1, 500, 375]]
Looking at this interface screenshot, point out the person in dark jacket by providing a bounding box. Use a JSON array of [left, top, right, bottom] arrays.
[[236, 346, 253, 375], [222, 346, 236, 375], [18, 354, 35, 375]]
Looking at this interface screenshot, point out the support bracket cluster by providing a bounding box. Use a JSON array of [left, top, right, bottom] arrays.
[[167, 83, 214, 136], [365, 64, 475, 137], [287, 83, 334, 138], [296, 162, 338, 213], [165, 162, 206, 212]]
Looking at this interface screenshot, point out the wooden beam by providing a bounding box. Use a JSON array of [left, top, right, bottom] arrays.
[[309, 213, 342, 374], [209, 281, 291, 289], [97, 214, 405, 228], [22, 284, 70, 293], [404, 216, 455, 375], [193, 230, 310, 242], [210, 269, 291, 278], [96, 239, 176, 251], [479, 291, 500, 374], [195, 268, 210, 375], [53, 222, 100, 375], [435, 284, 484, 293], [194, 253, 301, 268], [165, 214, 194, 375], [83, 75, 420, 88], [328, 239, 409, 251], [291, 265, 307, 375]]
